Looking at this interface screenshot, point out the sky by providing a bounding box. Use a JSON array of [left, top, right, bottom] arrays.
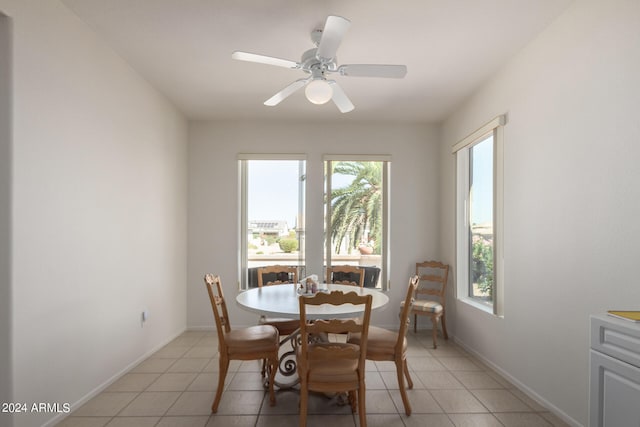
[[470, 134, 494, 225], [247, 160, 353, 230], [247, 160, 303, 228]]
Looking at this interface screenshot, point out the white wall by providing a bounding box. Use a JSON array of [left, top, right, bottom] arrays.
[[0, 11, 13, 427], [187, 120, 440, 330], [440, 0, 640, 425], [0, 1, 189, 426]]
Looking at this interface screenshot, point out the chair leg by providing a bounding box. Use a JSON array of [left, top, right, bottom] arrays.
[[267, 354, 277, 406], [413, 313, 418, 333], [431, 317, 438, 349], [441, 311, 449, 340], [396, 358, 412, 416], [358, 384, 367, 427], [299, 381, 308, 427], [403, 358, 413, 389], [212, 355, 229, 413], [348, 390, 357, 413]]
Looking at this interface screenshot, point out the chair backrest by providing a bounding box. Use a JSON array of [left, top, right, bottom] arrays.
[[397, 276, 419, 350], [257, 265, 298, 287], [204, 274, 231, 351], [414, 261, 450, 304], [299, 290, 372, 372], [326, 265, 365, 287], [362, 266, 381, 288]]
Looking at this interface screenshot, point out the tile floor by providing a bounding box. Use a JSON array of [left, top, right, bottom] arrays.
[[56, 330, 570, 427]]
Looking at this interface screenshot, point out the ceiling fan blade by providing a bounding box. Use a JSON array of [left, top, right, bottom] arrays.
[[264, 79, 309, 106], [316, 15, 351, 61], [338, 64, 408, 78], [328, 81, 354, 113], [232, 51, 299, 69]]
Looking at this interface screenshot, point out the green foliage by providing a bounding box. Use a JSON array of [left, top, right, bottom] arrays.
[[472, 236, 494, 296], [329, 162, 382, 254], [279, 237, 299, 253]]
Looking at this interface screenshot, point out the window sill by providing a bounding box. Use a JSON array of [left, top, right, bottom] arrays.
[[457, 296, 495, 316]]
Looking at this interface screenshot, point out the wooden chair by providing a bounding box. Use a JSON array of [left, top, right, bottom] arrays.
[[403, 261, 450, 348], [297, 291, 372, 427], [204, 274, 279, 412], [326, 265, 365, 287], [349, 276, 418, 415], [257, 264, 298, 287], [256, 265, 300, 376], [257, 265, 300, 335]]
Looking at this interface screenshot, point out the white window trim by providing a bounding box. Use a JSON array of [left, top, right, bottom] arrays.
[[237, 153, 306, 161], [323, 155, 391, 291], [323, 154, 392, 162], [453, 116, 505, 316], [238, 154, 307, 290]]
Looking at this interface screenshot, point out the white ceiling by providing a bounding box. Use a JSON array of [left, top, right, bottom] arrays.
[[61, 0, 572, 123]]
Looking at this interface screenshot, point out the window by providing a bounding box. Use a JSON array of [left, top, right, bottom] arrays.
[[239, 155, 306, 288], [454, 116, 505, 315], [239, 154, 390, 291], [324, 156, 390, 290]]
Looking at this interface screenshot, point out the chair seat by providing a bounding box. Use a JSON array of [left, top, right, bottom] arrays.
[[259, 317, 299, 336], [308, 358, 359, 383], [298, 343, 360, 383], [225, 325, 278, 353], [349, 326, 407, 357], [401, 299, 443, 313]]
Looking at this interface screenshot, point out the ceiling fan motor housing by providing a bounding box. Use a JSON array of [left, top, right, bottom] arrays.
[[301, 48, 337, 75], [310, 29, 323, 46]]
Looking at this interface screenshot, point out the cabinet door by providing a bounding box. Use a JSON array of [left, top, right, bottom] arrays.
[[590, 350, 640, 427]]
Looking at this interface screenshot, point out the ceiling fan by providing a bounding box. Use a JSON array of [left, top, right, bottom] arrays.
[[232, 15, 407, 113]]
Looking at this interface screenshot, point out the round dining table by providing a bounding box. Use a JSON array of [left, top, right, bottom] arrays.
[[235, 282, 389, 319], [235, 283, 389, 388]]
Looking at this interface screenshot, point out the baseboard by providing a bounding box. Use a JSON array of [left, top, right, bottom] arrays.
[[453, 335, 583, 427], [43, 328, 187, 427], [186, 325, 215, 331]]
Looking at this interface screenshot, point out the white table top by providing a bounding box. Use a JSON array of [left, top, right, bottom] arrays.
[[236, 283, 389, 320]]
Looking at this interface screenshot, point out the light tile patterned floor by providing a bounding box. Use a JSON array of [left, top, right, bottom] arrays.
[[56, 330, 570, 427]]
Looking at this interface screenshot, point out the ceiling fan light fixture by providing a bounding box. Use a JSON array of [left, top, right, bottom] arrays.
[[305, 79, 333, 104]]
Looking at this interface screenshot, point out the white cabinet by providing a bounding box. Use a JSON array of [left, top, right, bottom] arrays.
[[589, 314, 640, 427]]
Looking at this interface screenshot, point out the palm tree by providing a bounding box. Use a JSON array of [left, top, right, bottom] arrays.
[[329, 161, 382, 254]]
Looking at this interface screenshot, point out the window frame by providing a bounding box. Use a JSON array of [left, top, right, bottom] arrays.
[[238, 154, 307, 290], [453, 116, 505, 316], [323, 155, 391, 291]]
